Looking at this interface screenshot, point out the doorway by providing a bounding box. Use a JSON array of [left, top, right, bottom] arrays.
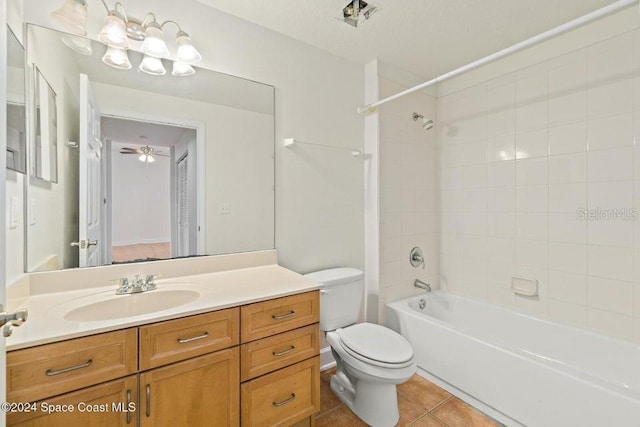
[[101, 116, 199, 264]]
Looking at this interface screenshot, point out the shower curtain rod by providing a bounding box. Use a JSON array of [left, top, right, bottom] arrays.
[[357, 0, 638, 114]]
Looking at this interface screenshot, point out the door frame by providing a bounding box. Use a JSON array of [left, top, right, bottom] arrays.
[[1, 0, 9, 419], [99, 107, 206, 254]]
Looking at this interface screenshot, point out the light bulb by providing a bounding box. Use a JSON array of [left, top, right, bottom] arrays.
[[147, 155, 155, 163], [176, 31, 202, 63], [139, 154, 147, 162], [51, 0, 88, 35], [141, 23, 169, 58], [139, 55, 166, 76], [102, 46, 131, 69], [172, 61, 195, 77], [99, 13, 129, 49]]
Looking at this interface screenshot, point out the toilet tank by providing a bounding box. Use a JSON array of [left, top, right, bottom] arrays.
[[304, 268, 364, 331]]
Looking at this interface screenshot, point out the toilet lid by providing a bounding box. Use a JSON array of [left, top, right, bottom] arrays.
[[337, 323, 413, 365]]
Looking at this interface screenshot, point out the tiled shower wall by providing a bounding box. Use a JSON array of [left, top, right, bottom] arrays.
[[437, 30, 640, 342], [378, 78, 439, 321]]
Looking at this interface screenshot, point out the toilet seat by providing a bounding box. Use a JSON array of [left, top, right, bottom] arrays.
[[336, 323, 414, 368]]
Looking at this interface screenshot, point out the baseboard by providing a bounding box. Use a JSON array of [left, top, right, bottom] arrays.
[[320, 346, 335, 371]]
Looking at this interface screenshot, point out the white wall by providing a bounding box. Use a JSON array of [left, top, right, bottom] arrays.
[[436, 8, 640, 342], [111, 143, 171, 246], [23, 0, 365, 275], [377, 78, 439, 322]]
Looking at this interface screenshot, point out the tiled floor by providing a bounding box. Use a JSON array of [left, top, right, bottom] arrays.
[[315, 369, 501, 427]]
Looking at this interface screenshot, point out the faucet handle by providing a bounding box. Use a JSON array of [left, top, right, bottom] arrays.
[[144, 274, 161, 284]]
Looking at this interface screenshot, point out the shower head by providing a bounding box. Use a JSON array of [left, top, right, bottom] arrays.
[[412, 112, 434, 131]]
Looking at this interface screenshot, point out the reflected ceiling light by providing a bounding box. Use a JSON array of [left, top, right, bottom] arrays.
[[176, 31, 202, 64], [99, 12, 129, 49], [61, 34, 93, 55], [139, 55, 166, 76], [51, 0, 88, 35], [102, 45, 132, 69], [172, 61, 195, 77], [141, 20, 169, 58], [139, 154, 155, 163], [50, 1, 203, 76]]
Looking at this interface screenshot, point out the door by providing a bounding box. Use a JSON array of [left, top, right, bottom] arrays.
[[1, 0, 8, 423], [78, 74, 104, 267], [176, 152, 189, 256], [140, 348, 239, 426]]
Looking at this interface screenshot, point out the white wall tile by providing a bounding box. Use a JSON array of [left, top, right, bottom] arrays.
[[488, 213, 516, 238], [549, 183, 586, 213], [516, 239, 548, 270], [516, 157, 548, 185], [516, 100, 548, 133], [516, 185, 548, 213], [463, 164, 488, 189], [549, 270, 587, 305], [487, 109, 516, 137], [487, 237, 515, 262], [587, 308, 633, 340], [587, 245, 633, 282], [549, 153, 587, 184], [548, 92, 587, 126], [587, 33, 633, 84], [548, 50, 587, 95], [549, 121, 587, 155], [516, 72, 547, 105], [587, 113, 633, 150], [588, 79, 633, 119], [487, 134, 515, 162], [587, 181, 633, 210], [488, 161, 515, 187], [463, 140, 488, 165], [587, 276, 634, 316], [548, 299, 587, 327], [516, 129, 548, 159], [549, 242, 587, 275], [516, 213, 547, 241], [587, 147, 634, 182], [488, 187, 515, 212], [588, 217, 633, 248], [549, 213, 587, 244]]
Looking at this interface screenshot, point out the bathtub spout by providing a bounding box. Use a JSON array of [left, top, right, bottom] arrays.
[[414, 279, 431, 292]]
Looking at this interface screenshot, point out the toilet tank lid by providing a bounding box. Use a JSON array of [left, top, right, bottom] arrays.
[[304, 267, 364, 286]]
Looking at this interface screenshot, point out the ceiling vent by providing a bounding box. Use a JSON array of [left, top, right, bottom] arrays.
[[340, 0, 378, 28]]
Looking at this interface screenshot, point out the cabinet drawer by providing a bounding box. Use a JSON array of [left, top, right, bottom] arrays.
[[7, 329, 137, 403], [241, 324, 319, 381], [241, 292, 319, 342], [7, 375, 137, 427], [140, 308, 239, 370], [241, 356, 320, 427]]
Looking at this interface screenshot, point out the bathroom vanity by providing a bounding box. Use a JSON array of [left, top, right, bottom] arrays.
[[4, 253, 320, 427]]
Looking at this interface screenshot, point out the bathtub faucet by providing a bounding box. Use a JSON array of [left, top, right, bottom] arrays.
[[414, 279, 431, 292]]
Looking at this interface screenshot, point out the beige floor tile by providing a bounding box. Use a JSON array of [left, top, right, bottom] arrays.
[[398, 375, 452, 411], [409, 413, 447, 427], [315, 406, 367, 427], [432, 397, 500, 427], [319, 371, 342, 415], [397, 393, 429, 426]]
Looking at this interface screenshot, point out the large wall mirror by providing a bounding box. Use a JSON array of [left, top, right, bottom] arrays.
[[21, 24, 275, 272], [7, 26, 26, 175]]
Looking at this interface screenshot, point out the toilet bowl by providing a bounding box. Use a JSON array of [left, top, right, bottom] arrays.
[[305, 268, 416, 427]]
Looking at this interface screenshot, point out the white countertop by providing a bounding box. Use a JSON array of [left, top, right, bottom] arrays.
[[7, 265, 319, 351]]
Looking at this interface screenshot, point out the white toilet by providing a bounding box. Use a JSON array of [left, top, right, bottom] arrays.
[[305, 268, 416, 427]]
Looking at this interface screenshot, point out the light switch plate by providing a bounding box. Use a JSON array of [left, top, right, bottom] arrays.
[[30, 198, 36, 225], [9, 197, 19, 229]]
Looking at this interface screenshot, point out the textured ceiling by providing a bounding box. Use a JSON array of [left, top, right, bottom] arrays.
[[102, 117, 193, 148], [195, 0, 617, 79]]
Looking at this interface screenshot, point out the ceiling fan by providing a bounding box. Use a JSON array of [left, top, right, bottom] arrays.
[[119, 145, 169, 163]]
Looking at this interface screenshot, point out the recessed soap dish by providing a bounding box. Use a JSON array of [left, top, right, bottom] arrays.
[[511, 277, 538, 296]]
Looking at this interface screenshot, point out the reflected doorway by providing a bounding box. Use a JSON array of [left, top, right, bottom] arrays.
[[102, 117, 199, 264]]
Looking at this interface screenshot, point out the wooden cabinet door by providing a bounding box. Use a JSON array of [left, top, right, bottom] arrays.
[[140, 347, 239, 427], [7, 375, 137, 427]]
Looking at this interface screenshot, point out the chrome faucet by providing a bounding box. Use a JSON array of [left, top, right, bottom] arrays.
[[115, 274, 159, 295], [414, 279, 431, 292]]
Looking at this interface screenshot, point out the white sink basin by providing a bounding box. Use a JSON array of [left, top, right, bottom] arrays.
[[63, 289, 200, 322]]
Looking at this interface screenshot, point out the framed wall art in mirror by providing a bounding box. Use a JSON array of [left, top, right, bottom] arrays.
[[32, 65, 58, 183]]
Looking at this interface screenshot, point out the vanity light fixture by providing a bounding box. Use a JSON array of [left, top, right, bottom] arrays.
[[50, 0, 203, 76], [139, 55, 166, 75], [102, 45, 132, 69], [60, 34, 93, 55]]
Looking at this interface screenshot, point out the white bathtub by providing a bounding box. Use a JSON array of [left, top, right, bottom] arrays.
[[385, 292, 640, 427]]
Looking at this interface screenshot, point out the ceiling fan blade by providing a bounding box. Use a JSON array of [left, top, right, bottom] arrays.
[[155, 154, 170, 157], [120, 148, 141, 153], [119, 151, 140, 154]]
